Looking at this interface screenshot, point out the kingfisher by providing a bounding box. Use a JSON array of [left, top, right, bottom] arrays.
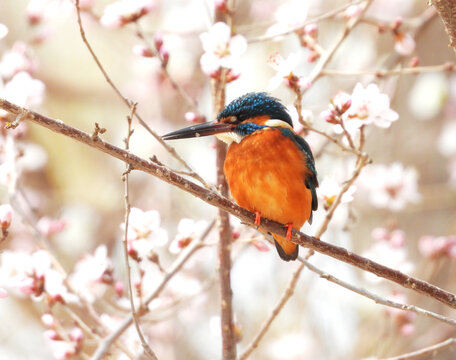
[[162, 92, 318, 261]]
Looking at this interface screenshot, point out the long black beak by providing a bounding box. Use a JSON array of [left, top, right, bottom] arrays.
[[162, 121, 236, 140]]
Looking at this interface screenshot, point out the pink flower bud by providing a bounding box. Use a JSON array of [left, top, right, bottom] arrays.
[[132, 44, 154, 58], [0, 204, 13, 230], [184, 112, 198, 123], [306, 51, 319, 63], [160, 47, 169, 67], [321, 109, 338, 124], [69, 327, 84, 344], [17, 277, 35, 295], [226, 69, 241, 83], [152, 33, 162, 52], [298, 77, 311, 90], [392, 16, 403, 31], [37, 217, 66, 237], [41, 313, 55, 327], [44, 329, 60, 341], [344, 5, 362, 19], [215, 0, 228, 13], [232, 230, 240, 240], [251, 239, 269, 252], [114, 281, 124, 297], [304, 23, 317, 37], [409, 56, 419, 67]]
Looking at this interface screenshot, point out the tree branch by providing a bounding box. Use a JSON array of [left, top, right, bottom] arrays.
[[429, 0, 456, 54], [2, 98, 456, 311]]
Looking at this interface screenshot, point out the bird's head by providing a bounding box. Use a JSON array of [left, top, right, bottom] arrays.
[[162, 92, 294, 144]]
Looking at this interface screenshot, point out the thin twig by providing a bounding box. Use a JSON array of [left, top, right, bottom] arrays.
[[239, 262, 305, 360], [2, 99, 456, 311], [247, 0, 365, 43], [74, 0, 211, 190], [121, 104, 158, 360], [90, 220, 214, 360], [321, 62, 456, 77], [380, 337, 456, 360], [298, 257, 456, 327]]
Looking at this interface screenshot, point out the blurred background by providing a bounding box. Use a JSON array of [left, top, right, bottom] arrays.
[[1, 0, 456, 359]]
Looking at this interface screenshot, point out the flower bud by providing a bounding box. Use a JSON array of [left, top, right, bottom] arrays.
[[0, 204, 13, 230]]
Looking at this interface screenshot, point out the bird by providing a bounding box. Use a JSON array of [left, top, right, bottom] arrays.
[[162, 92, 318, 261]]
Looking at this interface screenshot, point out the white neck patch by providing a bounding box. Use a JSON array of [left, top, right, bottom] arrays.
[[215, 132, 243, 145], [264, 119, 293, 130]]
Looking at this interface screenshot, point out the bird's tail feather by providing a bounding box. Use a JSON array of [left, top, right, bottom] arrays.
[[273, 235, 298, 261]]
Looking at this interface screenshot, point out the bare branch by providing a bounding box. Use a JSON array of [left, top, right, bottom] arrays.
[[380, 337, 456, 360], [2, 99, 456, 311]]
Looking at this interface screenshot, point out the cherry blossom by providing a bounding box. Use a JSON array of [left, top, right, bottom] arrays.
[[0, 41, 38, 80], [266, 0, 309, 36], [122, 208, 168, 260], [69, 245, 113, 303], [100, 0, 156, 28], [169, 218, 209, 254], [418, 235, 456, 259], [345, 83, 399, 128], [0, 204, 13, 230], [37, 216, 66, 237], [267, 52, 301, 91], [371, 227, 406, 248], [358, 162, 420, 211], [199, 22, 247, 77], [0, 250, 77, 303], [1, 71, 45, 110], [317, 177, 356, 210], [394, 32, 416, 56]]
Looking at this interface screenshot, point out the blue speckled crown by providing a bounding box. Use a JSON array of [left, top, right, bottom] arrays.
[[217, 92, 293, 127]]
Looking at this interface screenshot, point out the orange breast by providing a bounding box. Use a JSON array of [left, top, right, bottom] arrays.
[[224, 128, 312, 229]]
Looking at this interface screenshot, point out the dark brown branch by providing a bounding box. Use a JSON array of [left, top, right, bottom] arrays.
[[429, 0, 456, 52], [2, 98, 456, 311]]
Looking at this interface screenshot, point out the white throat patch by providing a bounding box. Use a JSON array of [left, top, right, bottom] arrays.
[[215, 132, 243, 145]]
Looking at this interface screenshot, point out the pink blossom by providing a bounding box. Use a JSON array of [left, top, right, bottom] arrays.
[[169, 218, 208, 254], [345, 83, 399, 128], [344, 5, 362, 19], [418, 235, 456, 259], [267, 52, 300, 91], [394, 32, 415, 56], [100, 0, 156, 28], [200, 22, 247, 77], [69, 327, 84, 344], [44, 329, 60, 341], [0, 204, 13, 230], [132, 44, 154, 58], [122, 208, 168, 260], [1, 71, 45, 109], [48, 340, 76, 360], [266, 0, 309, 36], [371, 227, 405, 248], [37, 216, 66, 237], [0, 250, 77, 302], [69, 245, 113, 303], [41, 313, 55, 327], [317, 177, 356, 210], [358, 162, 420, 211], [0, 23, 8, 39], [0, 42, 38, 79]]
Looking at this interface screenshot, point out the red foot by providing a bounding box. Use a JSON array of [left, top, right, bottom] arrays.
[[285, 223, 293, 241], [254, 211, 262, 226]]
